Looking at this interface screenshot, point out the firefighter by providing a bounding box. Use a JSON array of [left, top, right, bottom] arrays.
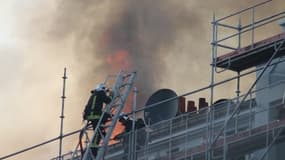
[[83, 83, 113, 158], [114, 113, 145, 160], [117, 113, 145, 132]]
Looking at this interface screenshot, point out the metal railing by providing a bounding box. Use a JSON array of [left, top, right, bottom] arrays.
[[209, 1, 285, 159], [211, 0, 285, 73], [104, 80, 285, 160]]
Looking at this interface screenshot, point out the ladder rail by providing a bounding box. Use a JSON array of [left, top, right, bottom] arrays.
[[95, 72, 136, 160], [81, 72, 124, 160]]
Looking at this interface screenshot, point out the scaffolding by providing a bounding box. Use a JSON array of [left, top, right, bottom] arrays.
[[1, 1, 285, 160], [58, 2, 285, 159], [209, 0, 285, 159], [102, 1, 285, 160], [102, 79, 285, 160]]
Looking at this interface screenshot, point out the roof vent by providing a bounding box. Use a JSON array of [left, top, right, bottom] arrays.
[[279, 18, 285, 32]]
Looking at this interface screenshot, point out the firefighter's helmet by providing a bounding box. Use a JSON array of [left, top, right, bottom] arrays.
[[119, 112, 129, 121], [95, 83, 108, 92]]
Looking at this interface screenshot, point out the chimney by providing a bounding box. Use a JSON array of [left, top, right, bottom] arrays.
[[279, 18, 285, 32], [187, 100, 197, 112], [178, 96, 186, 113], [199, 98, 208, 109]]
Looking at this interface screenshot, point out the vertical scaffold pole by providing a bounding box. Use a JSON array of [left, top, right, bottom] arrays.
[[238, 16, 242, 49], [208, 12, 216, 160], [59, 67, 67, 160], [251, 7, 255, 48], [236, 72, 241, 102], [132, 87, 138, 160]]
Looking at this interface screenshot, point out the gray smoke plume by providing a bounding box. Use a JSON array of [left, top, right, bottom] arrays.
[[90, 0, 202, 106], [53, 0, 203, 107], [2, 0, 285, 159], [51, 0, 285, 108]]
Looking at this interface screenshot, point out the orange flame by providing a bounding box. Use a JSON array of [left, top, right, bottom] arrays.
[[105, 49, 134, 144], [106, 49, 133, 71]]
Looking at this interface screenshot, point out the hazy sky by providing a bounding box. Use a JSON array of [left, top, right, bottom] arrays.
[[0, 0, 284, 159]]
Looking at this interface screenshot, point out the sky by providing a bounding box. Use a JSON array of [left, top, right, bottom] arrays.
[[0, 0, 284, 159]]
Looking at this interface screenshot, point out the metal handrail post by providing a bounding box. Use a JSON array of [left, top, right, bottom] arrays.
[[235, 71, 241, 134], [223, 101, 231, 160], [238, 16, 242, 50], [249, 92, 253, 135], [236, 71, 241, 102], [208, 12, 216, 160], [265, 118, 270, 160], [184, 114, 189, 159], [168, 120, 173, 160], [131, 87, 138, 160], [146, 126, 150, 160], [251, 7, 256, 48]]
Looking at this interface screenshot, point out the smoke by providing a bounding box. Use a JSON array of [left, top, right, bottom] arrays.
[[52, 0, 204, 106], [1, 0, 285, 159]]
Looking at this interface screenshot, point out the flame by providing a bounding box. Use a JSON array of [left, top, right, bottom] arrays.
[[108, 96, 133, 145], [108, 122, 125, 144], [104, 49, 134, 144], [106, 49, 133, 71], [99, 31, 136, 144]]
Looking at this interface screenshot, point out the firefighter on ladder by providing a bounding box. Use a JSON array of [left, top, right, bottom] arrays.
[[83, 83, 113, 158]]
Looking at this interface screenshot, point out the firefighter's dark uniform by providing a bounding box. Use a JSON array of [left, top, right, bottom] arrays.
[[84, 90, 112, 158]]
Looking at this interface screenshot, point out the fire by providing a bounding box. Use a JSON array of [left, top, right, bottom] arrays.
[[108, 95, 133, 145], [104, 49, 135, 144], [99, 30, 136, 144], [107, 121, 125, 145], [106, 49, 133, 71]]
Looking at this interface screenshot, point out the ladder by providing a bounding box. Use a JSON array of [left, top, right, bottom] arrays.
[[75, 71, 136, 160]]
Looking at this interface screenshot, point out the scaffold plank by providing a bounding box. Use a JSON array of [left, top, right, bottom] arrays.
[[215, 32, 285, 72]]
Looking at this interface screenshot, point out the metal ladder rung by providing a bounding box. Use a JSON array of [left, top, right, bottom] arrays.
[[110, 97, 124, 106], [123, 73, 133, 78], [111, 103, 122, 108], [101, 125, 111, 128], [119, 83, 131, 88]]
